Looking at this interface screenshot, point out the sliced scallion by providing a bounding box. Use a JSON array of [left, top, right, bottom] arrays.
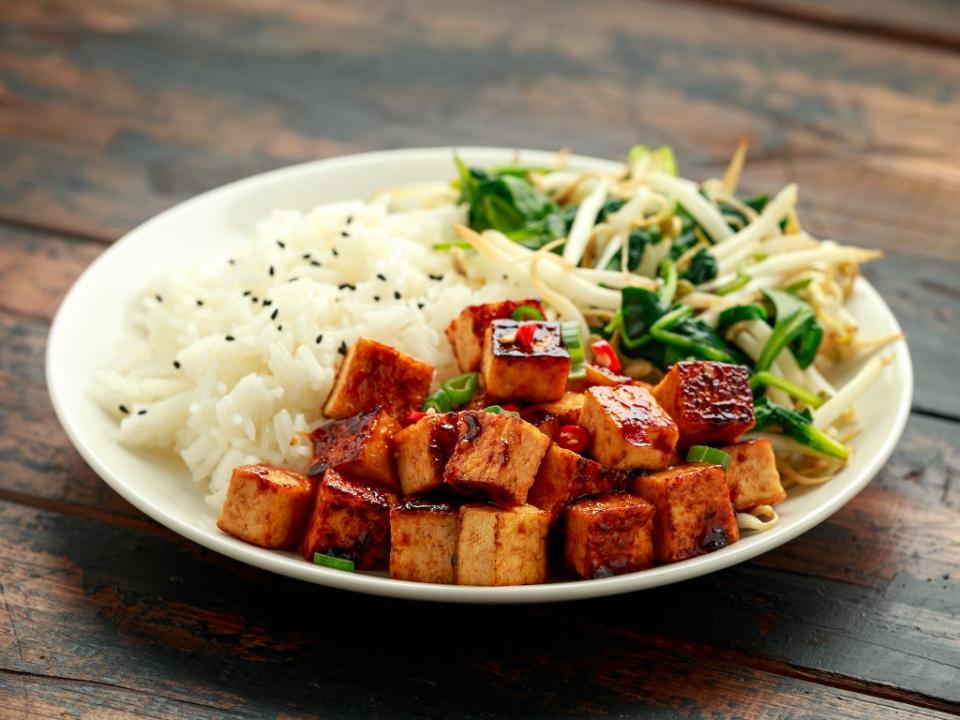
[[423, 388, 453, 413], [686, 445, 731, 468], [441, 372, 480, 405], [511, 304, 545, 322], [313, 553, 355, 572], [561, 321, 586, 379], [482, 405, 521, 418]]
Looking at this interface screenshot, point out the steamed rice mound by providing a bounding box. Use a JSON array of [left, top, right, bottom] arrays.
[[94, 199, 535, 508]]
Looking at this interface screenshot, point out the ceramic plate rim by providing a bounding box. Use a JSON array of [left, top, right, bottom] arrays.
[[46, 146, 913, 604]]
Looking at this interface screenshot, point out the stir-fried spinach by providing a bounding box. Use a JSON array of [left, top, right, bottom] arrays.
[[680, 247, 718, 284], [757, 289, 822, 370], [753, 396, 848, 459]]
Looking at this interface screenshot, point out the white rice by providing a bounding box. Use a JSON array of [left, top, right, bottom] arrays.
[[94, 199, 536, 508]]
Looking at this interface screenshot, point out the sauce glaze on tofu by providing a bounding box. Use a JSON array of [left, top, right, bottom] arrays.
[[482, 319, 570, 403]]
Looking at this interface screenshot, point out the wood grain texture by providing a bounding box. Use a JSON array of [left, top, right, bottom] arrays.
[[0, 496, 957, 719]]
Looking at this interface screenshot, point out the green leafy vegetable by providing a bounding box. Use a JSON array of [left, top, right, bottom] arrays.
[[717, 304, 768, 333], [603, 226, 659, 272], [680, 247, 718, 284], [753, 397, 848, 459], [757, 289, 822, 371], [751, 371, 824, 408]]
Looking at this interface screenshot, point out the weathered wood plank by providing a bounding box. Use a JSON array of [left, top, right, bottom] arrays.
[[0, 0, 958, 259], [0, 499, 957, 718]]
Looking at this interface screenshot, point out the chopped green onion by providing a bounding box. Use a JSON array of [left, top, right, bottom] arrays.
[[482, 405, 521, 418], [658, 258, 678, 307], [686, 445, 731, 468], [751, 371, 825, 409], [561, 321, 586, 379], [423, 388, 453, 413], [714, 272, 751, 296], [717, 304, 768, 333], [441, 372, 480, 405], [313, 553, 355, 572], [511, 304, 544, 322], [432, 240, 472, 251]]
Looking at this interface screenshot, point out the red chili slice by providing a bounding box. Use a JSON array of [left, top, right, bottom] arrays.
[[557, 424, 590, 454], [501, 403, 520, 414], [405, 410, 427, 425], [514, 321, 538, 350], [590, 340, 622, 373]]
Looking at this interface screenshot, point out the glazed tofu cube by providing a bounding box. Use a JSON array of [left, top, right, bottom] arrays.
[[633, 464, 740, 563], [445, 298, 545, 372], [300, 468, 397, 569], [481, 320, 570, 403], [527, 443, 633, 520], [455, 504, 550, 586], [720, 438, 786, 510], [580, 385, 678, 470], [522, 392, 584, 440], [393, 412, 460, 496], [323, 337, 434, 419], [653, 360, 755, 447], [310, 406, 401, 489], [217, 464, 314, 549], [389, 498, 460, 583], [563, 494, 656, 578], [443, 411, 551, 505]]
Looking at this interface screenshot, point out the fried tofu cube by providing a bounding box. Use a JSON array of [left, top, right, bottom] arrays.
[[522, 392, 584, 440], [323, 337, 434, 419], [310, 406, 401, 489], [300, 469, 397, 569], [455, 504, 550, 586], [393, 412, 460, 496], [217, 464, 314, 549], [720, 438, 786, 510], [445, 298, 545, 372], [389, 498, 460, 583], [528, 443, 633, 520], [653, 360, 755, 447], [564, 494, 656, 578], [580, 385, 678, 470], [443, 411, 551, 505], [633, 464, 740, 563], [481, 320, 570, 403]]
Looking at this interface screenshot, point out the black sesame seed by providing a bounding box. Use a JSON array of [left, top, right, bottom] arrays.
[[268, 265, 275, 277], [341, 231, 350, 238], [118, 404, 129, 415], [270, 308, 279, 320], [373, 295, 380, 302], [137, 409, 147, 416], [276, 240, 286, 249], [346, 215, 354, 225], [502, 274, 508, 280], [277, 325, 283, 331], [394, 291, 401, 300], [228, 258, 235, 265], [417, 302, 425, 309], [338, 341, 348, 355], [225, 335, 235, 342], [262, 299, 272, 306], [339, 283, 356, 291], [315, 334, 323, 344], [196, 299, 204, 306], [155, 294, 163, 303], [251, 296, 259, 303], [310, 260, 321, 267], [242, 290, 252, 297], [428, 273, 444, 281], [332, 248, 340, 257], [173, 360, 181, 369], [288, 277, 299, 282], [376, 273, 387, 281], [302, 252, 312, 260]]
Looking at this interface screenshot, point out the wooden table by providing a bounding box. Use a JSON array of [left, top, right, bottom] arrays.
[[1, 1, 958, 717]]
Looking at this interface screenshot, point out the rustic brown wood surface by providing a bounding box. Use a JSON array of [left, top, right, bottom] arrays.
[[1, 1, 958, 718]]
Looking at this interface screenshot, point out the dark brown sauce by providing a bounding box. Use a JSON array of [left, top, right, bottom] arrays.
[[463, 412, 482, 442], [699, 523, 731, 552]]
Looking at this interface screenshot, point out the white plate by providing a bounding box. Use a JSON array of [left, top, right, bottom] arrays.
[[46, 147, 913, 603]]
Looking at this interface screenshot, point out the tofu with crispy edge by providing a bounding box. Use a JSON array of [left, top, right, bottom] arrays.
[[482, 320, 570, 403], [300, 468, 397, 569], [443, 411, 551, 505], [580, 385, 678, 470], [393, 412, 460, 496], [653, 360, 755, 447], [528, 443, 633, 521], [720, 438, 786, 510], [522, 392, 584, 441], [445, 298, 545, 372], [323, 337, 434, 419], [633, 463, 740, 563], [564, 494, 656, 578], [389, 497, 460, 583], [455, 504, 550, 586], [310, 406, 401, 489], [217, 464, 315, 549]]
